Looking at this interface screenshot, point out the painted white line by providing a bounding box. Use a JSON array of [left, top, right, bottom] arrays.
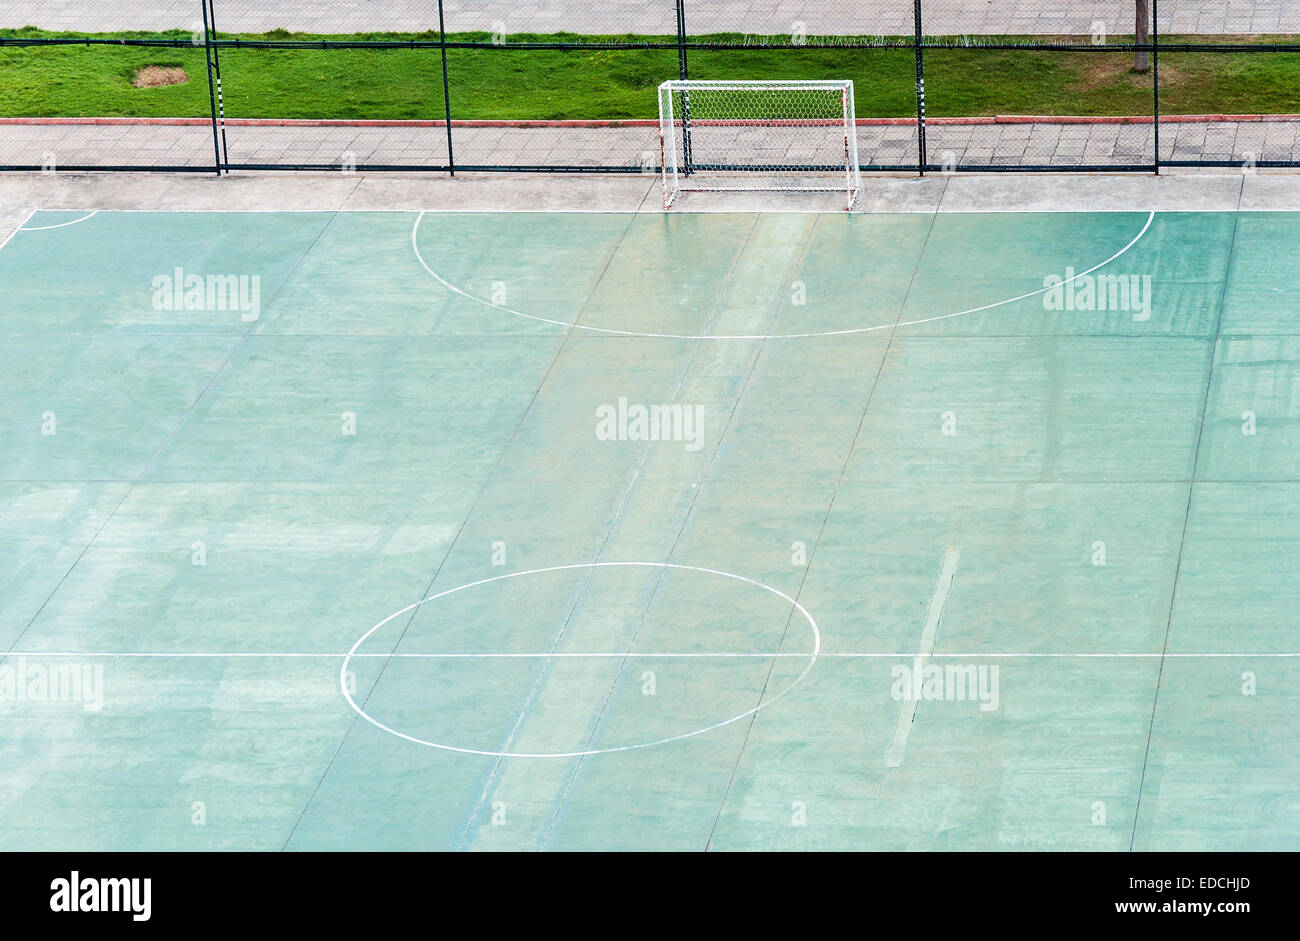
[[7, 651, 1299, 659], [411, 211, 1155, 339], [339, 561, 821, 759], [20, 206, 1293, 216], [18, 210, 98, 232], [885, 546, 961, 769], [0, 208, 38, 254]]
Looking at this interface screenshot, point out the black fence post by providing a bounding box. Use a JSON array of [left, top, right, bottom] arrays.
[[913, 0, 926, 176], [206, 0, 229, 171], [438, 0, 455, 176], [1152, 0, 1161, 175], [200, 0, 221, 175], [676, 0, 692, 175]]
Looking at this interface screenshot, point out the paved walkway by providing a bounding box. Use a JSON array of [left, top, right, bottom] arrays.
[[2, 118, 1297, 172], [2, 2, 1297, 37], [3, 163, 1296, 229]]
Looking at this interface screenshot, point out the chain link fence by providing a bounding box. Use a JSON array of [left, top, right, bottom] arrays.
[[2, 1, 1299, 173]]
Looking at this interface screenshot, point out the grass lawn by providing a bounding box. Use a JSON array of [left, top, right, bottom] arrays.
[[1, 31, 1298, 120]]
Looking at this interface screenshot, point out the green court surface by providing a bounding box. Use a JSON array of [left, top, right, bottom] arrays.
[[1, 206, 1297, 851]]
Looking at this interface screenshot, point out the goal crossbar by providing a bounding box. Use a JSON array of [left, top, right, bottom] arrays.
[[658, 79, 861, 210]]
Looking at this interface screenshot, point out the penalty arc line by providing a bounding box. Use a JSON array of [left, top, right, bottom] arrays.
[[411, 211, 1156, 341], [17, 210, 99, 232]]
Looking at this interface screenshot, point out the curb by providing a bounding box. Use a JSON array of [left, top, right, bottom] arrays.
[[3, 114, 1300, 128]]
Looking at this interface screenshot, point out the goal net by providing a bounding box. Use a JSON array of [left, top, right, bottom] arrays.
[[658, 80, 862, 211]]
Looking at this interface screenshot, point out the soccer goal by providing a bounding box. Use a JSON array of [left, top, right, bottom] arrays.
[[658, 80, 862, 211]]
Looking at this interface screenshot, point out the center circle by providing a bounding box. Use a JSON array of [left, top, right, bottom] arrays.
[[340, 561, 821, 758]]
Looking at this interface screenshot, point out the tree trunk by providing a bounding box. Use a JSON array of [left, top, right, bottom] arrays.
[[1134, 0, 1151, 72]]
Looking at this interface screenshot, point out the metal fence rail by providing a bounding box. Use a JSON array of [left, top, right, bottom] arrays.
[[1, 0, 1297, 174]]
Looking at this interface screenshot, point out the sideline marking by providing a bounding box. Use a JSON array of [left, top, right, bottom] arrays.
[[9, 651, 1297, 659], [35, 207, 1279, 217], [411, 211, 1155, 339], [885, 546, 961, 769], [0, 208, 37, 253]]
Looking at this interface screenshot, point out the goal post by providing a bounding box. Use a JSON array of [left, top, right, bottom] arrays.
[[658, 80, 862, 211]]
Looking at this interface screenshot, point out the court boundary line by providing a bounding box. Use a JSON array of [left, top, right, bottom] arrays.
[[7, 650, 1298, 659], [411, 210, 1155, 340], [7, 194, 1289, 846], [16, 207, 1300, 215], [0, 208, 37, 253]]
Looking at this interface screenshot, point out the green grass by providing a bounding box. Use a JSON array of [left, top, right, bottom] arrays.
[[1, 31, 1299, 119]]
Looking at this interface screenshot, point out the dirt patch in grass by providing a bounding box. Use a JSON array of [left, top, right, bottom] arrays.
[[132, 66, 188, 89], [1073, 54, 1154, 93]]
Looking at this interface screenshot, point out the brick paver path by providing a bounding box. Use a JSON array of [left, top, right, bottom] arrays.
[[3, 117, 1294, 172]]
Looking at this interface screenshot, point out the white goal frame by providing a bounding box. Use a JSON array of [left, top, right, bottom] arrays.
[[658, 79, 862, 211]]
